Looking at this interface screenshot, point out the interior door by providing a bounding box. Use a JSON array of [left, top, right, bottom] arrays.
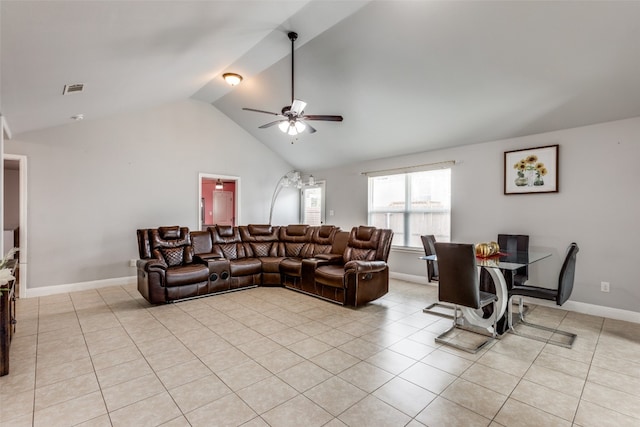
[[301, 181, 325, 225], [213, 191, 234, 226]]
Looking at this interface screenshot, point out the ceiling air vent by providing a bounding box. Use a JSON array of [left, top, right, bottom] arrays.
[[62, 83, 84, 95]]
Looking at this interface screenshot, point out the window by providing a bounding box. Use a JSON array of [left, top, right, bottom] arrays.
[[368, 168, 451, 248]]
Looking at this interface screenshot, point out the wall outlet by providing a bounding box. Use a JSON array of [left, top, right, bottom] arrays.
[[600, 281, 610, 292], [129, 259, 137, 268]]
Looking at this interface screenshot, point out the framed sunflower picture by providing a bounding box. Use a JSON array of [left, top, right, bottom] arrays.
[[504, 144, 558, 194]]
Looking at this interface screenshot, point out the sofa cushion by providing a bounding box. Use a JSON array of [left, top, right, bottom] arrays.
[[280, 258, 303, 277], [284, 224, 308, 236], [165, 264, 209, 287], [229, 258, 262, 276], [250, 242, 274, 257], [159, 247, 184, 267], [314, 265, 345, 288], [159, 226, 180, 239], [216, 225, 235, 237], [248, 224, 274, 235], [218, 243, 240, 260], [260, 257, 285, 273]]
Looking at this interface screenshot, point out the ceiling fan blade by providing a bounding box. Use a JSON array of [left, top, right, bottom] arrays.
[[259, 119, 286, 129], [302, 114, 344, 122], [242, 107, 283, 117], [290, 99, 307, 116], [302, 121, 316, 134]]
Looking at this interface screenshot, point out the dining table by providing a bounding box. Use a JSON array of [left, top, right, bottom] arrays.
[[420, 250, 551, 335]]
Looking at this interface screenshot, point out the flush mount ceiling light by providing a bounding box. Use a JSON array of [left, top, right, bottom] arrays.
[[70, 114, 84, 121], [222, 73, 243, 86]]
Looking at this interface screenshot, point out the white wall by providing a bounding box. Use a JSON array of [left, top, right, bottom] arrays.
[[4, 99, 294, 289], [313, 116, 640, 313]]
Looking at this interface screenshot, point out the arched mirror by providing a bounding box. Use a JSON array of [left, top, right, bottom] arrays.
[[198, 173, 240, 230]]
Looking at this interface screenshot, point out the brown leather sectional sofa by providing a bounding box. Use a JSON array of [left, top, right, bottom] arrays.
[[136, 224, 393, 307]]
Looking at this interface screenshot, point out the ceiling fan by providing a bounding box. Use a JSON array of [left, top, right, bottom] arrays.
[[242, 31, 343, 136]]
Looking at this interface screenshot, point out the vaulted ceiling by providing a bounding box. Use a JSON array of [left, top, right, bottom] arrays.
[[3, 1, 640, 170]]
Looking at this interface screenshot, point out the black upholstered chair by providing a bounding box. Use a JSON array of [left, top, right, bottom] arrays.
[[434, 242, 498, 353], [507, 242, 579, 348], [420, 235, 439, 283]]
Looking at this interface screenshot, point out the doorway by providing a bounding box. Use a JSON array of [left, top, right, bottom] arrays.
[[198, 173, 240, 230], [301, 180, 326, 225], [3, 155, 27, 298]]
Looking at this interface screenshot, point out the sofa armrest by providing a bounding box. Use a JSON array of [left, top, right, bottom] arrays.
[[138, 258, 167, 272], [344, 260, 387, 274], [137, 258, 167, 304], [194, 254, 224, 264], [313, 253, 343, 264]]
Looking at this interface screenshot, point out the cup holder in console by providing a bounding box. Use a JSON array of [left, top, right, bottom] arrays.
[[209, 271, 230, 282]]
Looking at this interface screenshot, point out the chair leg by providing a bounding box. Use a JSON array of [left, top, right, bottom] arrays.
[[423, 302, 459, 319], [507, 295, 577, 348], [435, 304, 496, 354]]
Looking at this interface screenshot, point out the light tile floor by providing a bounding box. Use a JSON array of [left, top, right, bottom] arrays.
[[1, 279, 639, 426]]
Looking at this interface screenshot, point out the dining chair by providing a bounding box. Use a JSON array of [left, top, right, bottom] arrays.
[[421, 235, 458, 319], [434, 242, 498, 353], [498, 233, 529, 288], [507, 242, 579, 348], [420, 235, 439, 283]]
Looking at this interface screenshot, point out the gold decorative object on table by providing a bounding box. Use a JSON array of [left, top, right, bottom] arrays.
[[475, 241, 500, 258]]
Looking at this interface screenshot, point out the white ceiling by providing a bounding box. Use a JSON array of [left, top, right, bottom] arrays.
[[3, 1, 640, 171]]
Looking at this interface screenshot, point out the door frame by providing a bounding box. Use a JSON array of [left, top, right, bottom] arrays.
[[3, 154, 27, 298], [198, 173, 240, 230]]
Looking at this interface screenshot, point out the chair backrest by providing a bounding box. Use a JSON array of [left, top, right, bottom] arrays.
[[420, 235, 439, 279], [434, 242, 481, 309], [497, 234, 529, 254], [498, 233, 529, 282], [421, 235, 436, 256], [557, 242, 579, 305]]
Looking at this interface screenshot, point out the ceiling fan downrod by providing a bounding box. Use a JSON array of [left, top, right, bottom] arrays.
[[288, 31, 297, 105]]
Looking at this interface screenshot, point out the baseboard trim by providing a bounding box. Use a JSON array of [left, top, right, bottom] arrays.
[[24, 276, 137, 298], [531, 298, 640, 324], [389, 272, 640, 324], [390, 272, 433, 286]]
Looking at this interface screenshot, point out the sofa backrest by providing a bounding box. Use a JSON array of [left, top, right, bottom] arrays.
[[137, 229, 153, 259], [210, 225, 245, 260], [310, 225, 340, 256], [138, 224, 385, 263], [278, 224, 314, 257], [191, 230, 214, 255], [239, 224, 280, 257], [343, 226, 391, 262], [150, 226, 195, 266]]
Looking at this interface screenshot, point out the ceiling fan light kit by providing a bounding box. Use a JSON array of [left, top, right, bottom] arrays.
[[242, 31, 343, 137], [222, 73, 243, 86]]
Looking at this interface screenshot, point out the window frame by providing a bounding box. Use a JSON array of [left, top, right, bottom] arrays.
[[367, 168, 451, 249]]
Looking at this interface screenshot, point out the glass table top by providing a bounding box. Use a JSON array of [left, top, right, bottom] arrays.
[[420, 250, 551, 271]]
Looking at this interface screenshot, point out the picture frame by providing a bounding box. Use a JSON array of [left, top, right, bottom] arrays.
[[504, 144, 558, 194]]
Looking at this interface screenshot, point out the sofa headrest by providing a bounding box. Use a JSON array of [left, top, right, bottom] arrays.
[[318, 225, 337, 238], [159, 226, 180, 239], [216, 225, 235, 237], [356, 226, 376, 241], [248, 224, 273, 236], [286, 224, 309, 236]]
